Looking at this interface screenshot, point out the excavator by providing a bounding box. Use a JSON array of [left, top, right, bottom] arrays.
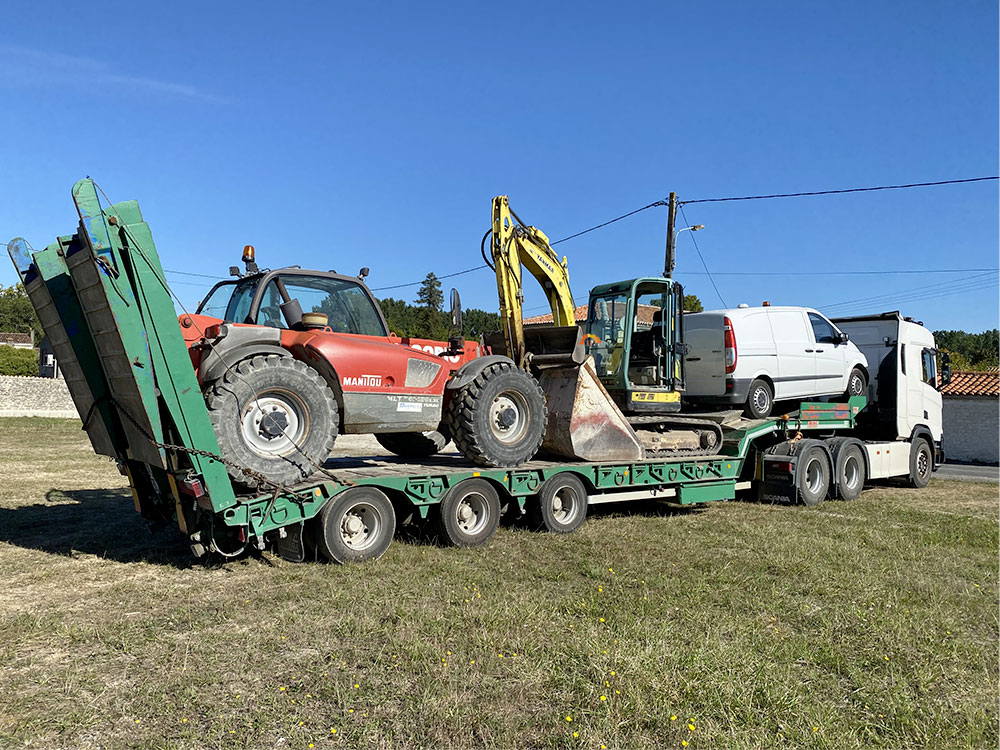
[[483, 195, 724, 462]]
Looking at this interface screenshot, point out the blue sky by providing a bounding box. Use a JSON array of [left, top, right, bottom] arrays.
[[1, 1, 997, 332]]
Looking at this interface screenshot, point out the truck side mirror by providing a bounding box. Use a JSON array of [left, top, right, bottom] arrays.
[[940, 352, 952, 388]]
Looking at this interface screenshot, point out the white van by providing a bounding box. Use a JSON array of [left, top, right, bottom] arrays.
[[683, 305, 869, 418]]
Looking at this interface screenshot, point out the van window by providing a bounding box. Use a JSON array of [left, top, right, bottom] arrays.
[[808, 312, 838, 344], [769, 310, 808, 342], [921, 348, 936, 386]]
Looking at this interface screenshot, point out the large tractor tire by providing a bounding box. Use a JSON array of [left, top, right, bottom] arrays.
[[375, 427, 450, 458], [205, 355, 338, 489], [445, 362, 546, 467]]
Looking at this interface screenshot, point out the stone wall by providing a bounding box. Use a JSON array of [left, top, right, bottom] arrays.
[[0, 375, 78, 417], [943, 396, 999, 464]]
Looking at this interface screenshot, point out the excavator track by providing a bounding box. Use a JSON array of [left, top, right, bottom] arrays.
[[626, 415, 726, 459]]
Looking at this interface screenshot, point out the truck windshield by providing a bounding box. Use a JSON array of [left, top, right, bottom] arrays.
[[224, 277, 260, 323], [586, 293, 629, 377], [258, 275, 386, 336]]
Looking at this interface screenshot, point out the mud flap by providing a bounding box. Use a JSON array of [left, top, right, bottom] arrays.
[[537, 357, 644, 461], [277, 523, 306, 563]]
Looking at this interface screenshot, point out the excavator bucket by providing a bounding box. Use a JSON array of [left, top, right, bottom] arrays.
[[537, 357, 644, 462]]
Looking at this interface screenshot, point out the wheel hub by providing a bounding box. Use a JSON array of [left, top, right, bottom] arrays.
[[241, 393, 305, 457], [489, 392, 529, 445], [259, 410, 289, 439]]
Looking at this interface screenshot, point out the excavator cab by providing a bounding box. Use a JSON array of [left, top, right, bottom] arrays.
[[584, 277, 686, 413]]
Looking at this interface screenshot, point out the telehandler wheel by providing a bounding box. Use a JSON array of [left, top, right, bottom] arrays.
[[446, 362, 546, 467], [908, 438, 933, 489], [317, 487, 396, 563], [527, 473, 589, 534], [375, 428, 450, 458], [436, 478, 501, 547], [205, 355, 338, 490]]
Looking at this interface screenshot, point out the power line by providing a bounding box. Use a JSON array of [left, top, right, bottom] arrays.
[[820, 271, 998, 311], [682, 176, 999, 205], [164, 268, 224, 279], [821, 276, 999, 314], [369, 264, 488, 292], [822, 281, 999, 316], [679, 204, 727, 307], [675, 267, 1000, 276], [550, 199, 667, 245]]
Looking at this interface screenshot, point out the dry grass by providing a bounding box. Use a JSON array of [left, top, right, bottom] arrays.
[[0, 418, 996, 749]]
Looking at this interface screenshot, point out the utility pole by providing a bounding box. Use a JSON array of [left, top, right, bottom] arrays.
[[663, 191, 677, 278]]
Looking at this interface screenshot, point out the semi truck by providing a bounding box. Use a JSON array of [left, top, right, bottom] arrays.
[[5, 181, 948, 563]]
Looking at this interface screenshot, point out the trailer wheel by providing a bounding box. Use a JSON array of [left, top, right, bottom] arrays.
[[446, 362, 546, 467], [528, 473, 588, 533], [908, 438, 933, 489], [375, 427, 450, 458], [797, 445, 830, 506], [436, 478, 501, 547], [206, 355, 338, 489], [744, 379, 773, 419], [317, 487, 396, 563], [835, 443, 866, 500]]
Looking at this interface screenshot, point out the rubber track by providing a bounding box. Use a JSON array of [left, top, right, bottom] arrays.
[[627, 415, 725, 459], [445, 361, 546, 467]]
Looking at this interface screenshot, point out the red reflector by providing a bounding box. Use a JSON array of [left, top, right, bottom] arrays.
[[179, 477, 205, 498], [237, 527, 247, 542], [772, 461, 794, 473], [204, 324, 222, 339]]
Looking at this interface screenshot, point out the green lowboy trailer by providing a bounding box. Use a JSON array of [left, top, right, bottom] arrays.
[[7, 180, 939, 564]]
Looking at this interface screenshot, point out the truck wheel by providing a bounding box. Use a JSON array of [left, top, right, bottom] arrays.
[[908, 438, 933, 489], [528, 473, 588, 533], [317, 487, 396, 563], [836, 443, 866, 500], [375, 428, 450, 458], [845, 368, 867, 399], [436, 478, 501, 547], [744, 379, 773, 419], [206, 355, 338, 489], [797, 444, 830, 506], [446, 362, 546, 467]]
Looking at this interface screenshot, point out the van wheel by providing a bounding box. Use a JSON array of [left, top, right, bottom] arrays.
[[744, 379, 773, 419], [845, 368, 867, 399]]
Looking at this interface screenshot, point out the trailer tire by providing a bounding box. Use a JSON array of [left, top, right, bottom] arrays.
[[436, 478, 501, 547], [445, 362, 546, 467], [797, 444, 831, 506], [375, 428, 450, 458], [528, 473, 589, 534], [744, 378, 774, 419], [317, 487, 396, 564], [206, 355, 338, 489], [908, 438, 933, 489], [835, 443, 866, 500]]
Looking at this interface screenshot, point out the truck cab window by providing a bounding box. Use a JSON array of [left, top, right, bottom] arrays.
[[808, 312, 838, 344], [921, 348, 937, 386]]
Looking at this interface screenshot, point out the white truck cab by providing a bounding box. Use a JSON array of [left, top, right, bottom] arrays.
[[832, 311, 944, 464]]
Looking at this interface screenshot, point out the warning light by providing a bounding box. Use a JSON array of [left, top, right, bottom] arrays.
[[242, 245, 255, 263]]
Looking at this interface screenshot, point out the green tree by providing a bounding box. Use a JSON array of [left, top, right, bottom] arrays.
[[932, 329, 999, 370], [682, 294, 703, 313], [415, 273, 443, 312], [0, 344, 38, 376], [414, 273, 447, 340], [0, 284, 42, 341]]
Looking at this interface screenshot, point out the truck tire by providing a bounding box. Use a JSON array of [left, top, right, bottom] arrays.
[[744, 378, 774, 419], [436, 478, 501, 547], [375, 428, 450, 458], [445, 362, 546, 467], [835, 443, 866, 500], [797, 444, 830, 506], [845, 368, 867, 399], [908, 438, 933, 489], [205, 355, 338, 489], [316, 487, 396, 563], [527, 473, 588, 534]]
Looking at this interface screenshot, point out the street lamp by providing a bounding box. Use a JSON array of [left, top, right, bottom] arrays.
[[674, 224, 705, 245]]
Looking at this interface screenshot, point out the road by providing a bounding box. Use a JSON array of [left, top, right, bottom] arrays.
[[935, 463, 999, 483]]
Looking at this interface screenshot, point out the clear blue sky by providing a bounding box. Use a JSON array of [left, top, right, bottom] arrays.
[[2, 1, 997, 332]]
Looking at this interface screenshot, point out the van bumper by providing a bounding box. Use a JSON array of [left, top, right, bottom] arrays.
[[687, 377, 750, 405]]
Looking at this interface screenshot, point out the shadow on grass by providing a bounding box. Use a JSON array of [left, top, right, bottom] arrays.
[[0, 488, 196, 567]]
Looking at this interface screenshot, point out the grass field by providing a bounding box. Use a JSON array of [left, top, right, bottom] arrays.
[[0, 418, 996, 749]]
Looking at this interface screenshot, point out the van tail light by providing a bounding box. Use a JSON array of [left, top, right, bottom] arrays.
[[723, 317, 737, 374]]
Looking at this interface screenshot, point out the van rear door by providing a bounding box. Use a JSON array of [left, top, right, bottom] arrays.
[[683, 312, 726, 396]]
